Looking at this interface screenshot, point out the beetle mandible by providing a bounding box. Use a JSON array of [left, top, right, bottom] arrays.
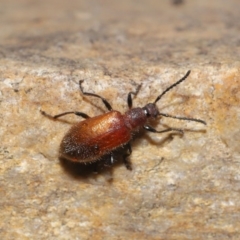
[[41, 70, 206, 170]]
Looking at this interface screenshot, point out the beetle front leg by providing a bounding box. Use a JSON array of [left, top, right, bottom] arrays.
[[127, 84, 142, 109], [144, 125, 183, 134]]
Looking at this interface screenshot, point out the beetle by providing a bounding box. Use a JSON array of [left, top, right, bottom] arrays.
[[41, 70, 206, 170]]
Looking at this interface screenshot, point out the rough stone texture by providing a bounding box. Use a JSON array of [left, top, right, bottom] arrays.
[[0, 0, 240, 239]]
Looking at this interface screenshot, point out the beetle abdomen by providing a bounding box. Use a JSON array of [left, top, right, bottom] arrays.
[[60, 111, 131, 163]]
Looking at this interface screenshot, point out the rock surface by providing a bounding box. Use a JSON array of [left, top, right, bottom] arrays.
[[0, 0, 240, 239]]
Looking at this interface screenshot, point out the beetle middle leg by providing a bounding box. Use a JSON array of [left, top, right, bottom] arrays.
[[79, 80, 113, 111], [92, 153, 115, 173], [122, 143, 132, 170]]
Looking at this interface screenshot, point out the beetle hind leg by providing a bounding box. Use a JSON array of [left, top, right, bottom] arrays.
[[40, 110, 90, 119]]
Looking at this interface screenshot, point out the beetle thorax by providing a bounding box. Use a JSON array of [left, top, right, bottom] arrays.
[[123, 103, 159, 130], [124, 108, 146, 130]]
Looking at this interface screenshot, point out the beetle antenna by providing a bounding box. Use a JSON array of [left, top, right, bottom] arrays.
[[154, 70, 191, 104], [158, 112, 206, 125]]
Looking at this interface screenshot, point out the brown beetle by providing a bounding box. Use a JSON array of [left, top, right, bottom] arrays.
[[41, 71, 206, 170]]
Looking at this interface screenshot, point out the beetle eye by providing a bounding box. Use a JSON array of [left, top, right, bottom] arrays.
[[143, 108, 150, 117]]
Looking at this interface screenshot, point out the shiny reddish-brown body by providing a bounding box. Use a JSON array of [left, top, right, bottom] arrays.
[[41, 71, 205, 169], [60, 111, 137, 163]]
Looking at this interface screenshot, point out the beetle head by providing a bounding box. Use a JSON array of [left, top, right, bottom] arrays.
[[143, 103, 159, 118]]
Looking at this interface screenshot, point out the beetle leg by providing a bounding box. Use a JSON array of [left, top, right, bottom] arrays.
[[110, 153, 114, 164], [144, 125, 183, 134], [40, 110, 90, 119], [79, 80, 113, 111], [101, 153, 114, 166], [123, 143, 132, 170], [127, 84, 142, 109]]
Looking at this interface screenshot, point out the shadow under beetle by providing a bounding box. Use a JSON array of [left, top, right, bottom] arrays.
[[41, 70, 206, 170]]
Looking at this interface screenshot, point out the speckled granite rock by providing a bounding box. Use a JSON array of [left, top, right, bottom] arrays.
[[0, 0, 240, 239]]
